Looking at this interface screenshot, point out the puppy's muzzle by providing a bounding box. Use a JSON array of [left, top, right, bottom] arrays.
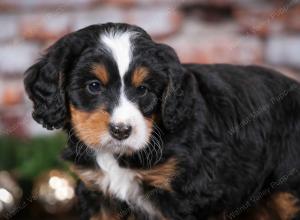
[[109, 123, 132, 140]]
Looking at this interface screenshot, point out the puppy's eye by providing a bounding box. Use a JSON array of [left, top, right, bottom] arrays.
[[136, 85, 149, 97], [87, 80, 102, 94]]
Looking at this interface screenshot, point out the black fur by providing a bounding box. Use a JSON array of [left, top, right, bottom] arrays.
[[24, 23, 300, 219]]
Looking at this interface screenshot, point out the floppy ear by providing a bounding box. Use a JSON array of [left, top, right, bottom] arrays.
[[24, 33, 86, 130], [159, 44, 195, 132]]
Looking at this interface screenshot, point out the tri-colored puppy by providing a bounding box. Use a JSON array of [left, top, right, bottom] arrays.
[[24, 23, 300, 220]]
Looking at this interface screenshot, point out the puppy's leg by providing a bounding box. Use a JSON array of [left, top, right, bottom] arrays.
[[76, 181, 102, 220], [290, 190, 300, 220], [270, 192, 299, 220], [282, 176, 300, 220], [235, 191, 300, 220]]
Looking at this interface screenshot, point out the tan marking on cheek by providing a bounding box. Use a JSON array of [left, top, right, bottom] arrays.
[[132, 67, 149, 87], [92, 64, 109, 85], [70, 105, 110, 147], [136, 158, 178, 192], [145, 116, 154, 136]]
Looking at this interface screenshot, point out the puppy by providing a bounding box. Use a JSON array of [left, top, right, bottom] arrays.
[[24, 23, 300, 220]]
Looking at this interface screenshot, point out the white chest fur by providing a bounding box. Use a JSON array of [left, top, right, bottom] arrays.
[[96, 152, 156, 215]]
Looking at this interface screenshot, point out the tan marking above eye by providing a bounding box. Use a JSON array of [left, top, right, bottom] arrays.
[[92, 64, 109, 85], [70, 105, 110, 147], [132, 67, 149, 87]]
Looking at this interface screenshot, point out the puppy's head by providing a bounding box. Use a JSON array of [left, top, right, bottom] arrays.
[[24, 23, 193, 154]]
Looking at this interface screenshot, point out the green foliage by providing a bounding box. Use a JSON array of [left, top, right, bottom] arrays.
[[0, 133, 67, 180]]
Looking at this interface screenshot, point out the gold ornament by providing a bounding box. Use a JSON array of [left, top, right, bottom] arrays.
[[0, 171, 22, 217], [33, 170, 76, 214]]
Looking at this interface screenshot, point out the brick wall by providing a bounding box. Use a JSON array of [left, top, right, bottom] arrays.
[[0, 0, 300, 136]]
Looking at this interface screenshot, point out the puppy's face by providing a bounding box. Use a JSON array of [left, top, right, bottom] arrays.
[[68, 31, 166, 154], [25, 23, 187, 155]]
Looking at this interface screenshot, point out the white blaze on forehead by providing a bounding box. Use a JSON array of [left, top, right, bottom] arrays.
[[101, 31, 133, 78], [99, 30, 149, 152]]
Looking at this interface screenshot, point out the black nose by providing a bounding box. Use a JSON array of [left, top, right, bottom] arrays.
[[109, 123, 132, 140]]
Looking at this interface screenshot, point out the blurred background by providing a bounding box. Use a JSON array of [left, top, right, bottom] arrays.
[[0, 0, 300, 219]]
